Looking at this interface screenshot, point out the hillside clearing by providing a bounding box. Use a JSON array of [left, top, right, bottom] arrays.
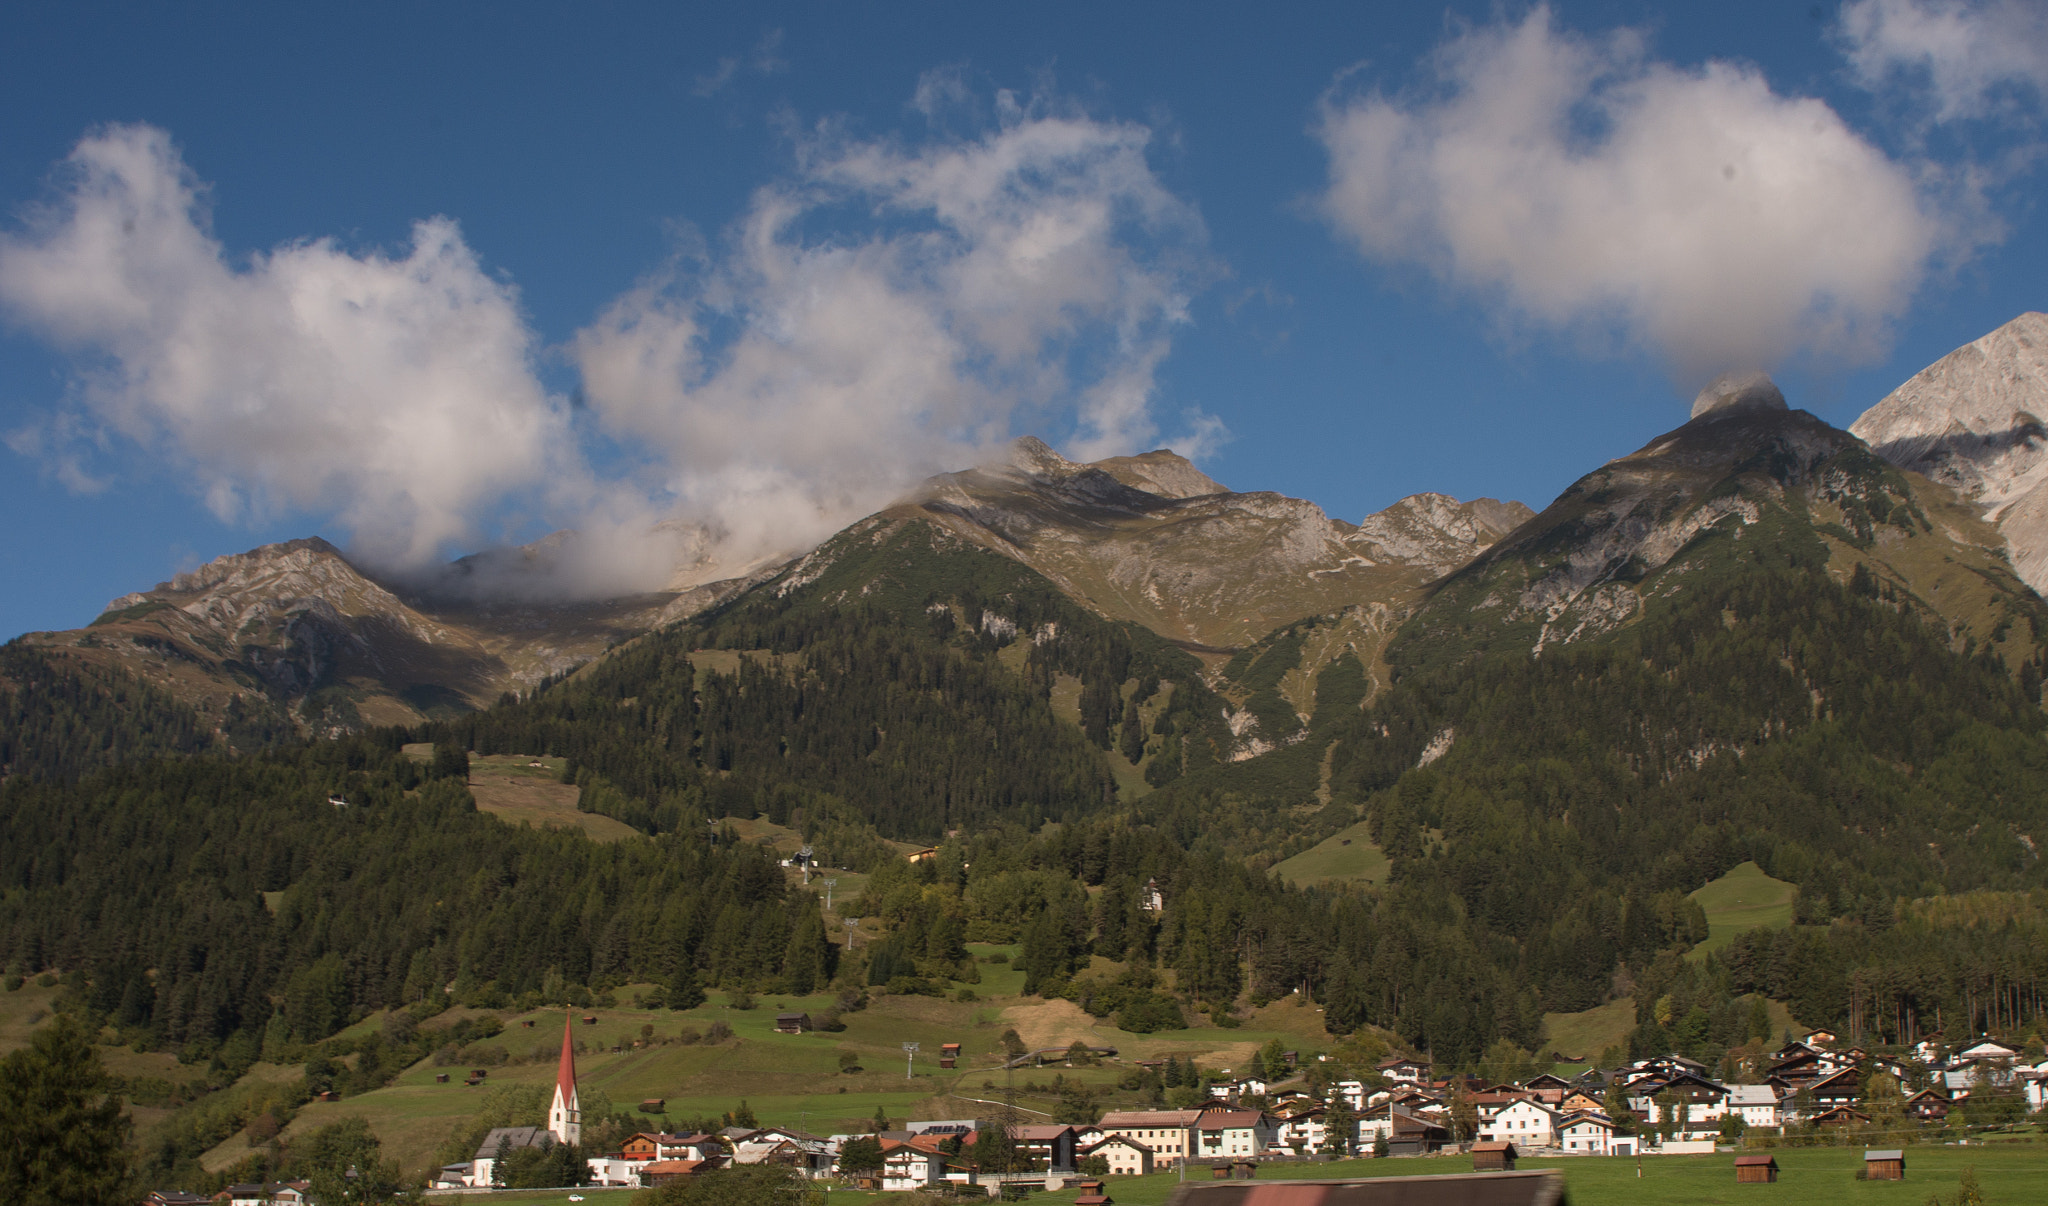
[[1689, 861, 1798, 961], [1273, 819, 1390, 888]]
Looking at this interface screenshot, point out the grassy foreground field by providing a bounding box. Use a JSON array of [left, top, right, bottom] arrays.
[[767, 1143, 2045, 1206]]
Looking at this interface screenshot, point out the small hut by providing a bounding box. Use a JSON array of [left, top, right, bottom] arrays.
[[774, 1012, 812, 1034], [1735, 1154, 1779, 1183], [1471, 1141, 1517, 1172], [639, 1098, 666, 1113], [940, 1041, 961, 1069], [1864, 1149, 1905, 1181], [434, 1073, 449, 1084]]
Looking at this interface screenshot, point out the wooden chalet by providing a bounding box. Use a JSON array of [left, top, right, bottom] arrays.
[[773, 1012, 811, 1034], [1905, 1087, 1951, 1121], [1471, 1141, 1516, 1171], [1733, 1154, 1778, 1183], [940, 1041, 961, 1069], [1864, 1149, 1905, 1181], [1808, 1068, 1860, 1110], [1810, 1105, 1871, 1128], [1387, 1106, 1450, 1156]]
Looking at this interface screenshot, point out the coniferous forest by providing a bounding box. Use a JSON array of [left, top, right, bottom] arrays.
[[5, 520, 2048, 1153]]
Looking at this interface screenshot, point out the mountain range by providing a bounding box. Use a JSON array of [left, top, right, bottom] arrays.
[[8, 312, 2048, 762]]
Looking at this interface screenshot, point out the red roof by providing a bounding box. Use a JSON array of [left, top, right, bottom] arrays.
[[556, 1010, 578, 1106]]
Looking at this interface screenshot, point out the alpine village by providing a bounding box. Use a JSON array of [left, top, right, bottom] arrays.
[[15, 304, 2048, 1206]]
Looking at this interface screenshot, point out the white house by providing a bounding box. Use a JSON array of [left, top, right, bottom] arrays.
[[1377, 1057, 1431, 1086], [1274, 1105, 1327, 1152], [1194, 1109, 1276, 1159], [1481, 1100, 1557, 1148], [1081, 1134, 1154, 1176], [1556, 1111, 1618, 1154], [1725, 1085, 1780, 1129], [880, 1146, 948, 1192], [1333, 1080, 1369, 1111]]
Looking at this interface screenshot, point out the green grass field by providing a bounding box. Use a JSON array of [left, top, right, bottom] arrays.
[[230, 977, 1345, 1178], [1689, 861, 1798, 961], [798, 1143, 2046, 1206], [1272, 820, 1390, 889]]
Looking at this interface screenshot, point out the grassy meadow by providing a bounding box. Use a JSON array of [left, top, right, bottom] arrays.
[[1272, 820, 1390, 889], [1688, 861, 1798, 961]]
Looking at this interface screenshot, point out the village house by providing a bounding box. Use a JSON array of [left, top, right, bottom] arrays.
[[1480, 1099, 1558, 1148], [880, 1141, 955, 1191], [1080, 1133, 1154, 1176], [1555, 1111, 1618, 1154], [1377, 1056, 1431, 1086], [1273, 1102, 1327, 1152], [1193, 1108, 1277, 1159], [1725, 1084, 1781, 1129], [1096, 1109, 1206, 1163], [1011, 1123, 1085, 1172], [1386, 1105, 1450, 1155]]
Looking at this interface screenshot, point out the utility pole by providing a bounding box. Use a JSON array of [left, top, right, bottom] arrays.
[[903, 1041, 920, 1080], [844, 918, 860, 950], [822, 878, 837, 913], [798, 844, 815, 886]]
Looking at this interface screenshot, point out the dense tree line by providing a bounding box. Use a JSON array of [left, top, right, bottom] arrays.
[[0, 644, 288, 783], [0, 734, 834, 1060]]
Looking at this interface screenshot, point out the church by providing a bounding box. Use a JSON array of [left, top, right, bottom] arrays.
[[442, 1012, 582, 1189]]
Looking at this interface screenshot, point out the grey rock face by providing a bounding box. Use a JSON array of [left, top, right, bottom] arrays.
[[1851, 313, 2048, 592]]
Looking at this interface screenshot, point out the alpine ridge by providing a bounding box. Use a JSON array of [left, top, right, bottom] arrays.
[[1853, 312, 2048, 593]]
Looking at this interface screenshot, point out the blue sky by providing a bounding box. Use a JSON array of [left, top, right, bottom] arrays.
[[2, 1, 2045, 637]]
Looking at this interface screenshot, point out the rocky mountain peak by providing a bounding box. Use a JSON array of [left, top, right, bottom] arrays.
[[1089, 449, 1229, 500], [1690, 370, 1787, 420], [1851, 312, 2048, 592]]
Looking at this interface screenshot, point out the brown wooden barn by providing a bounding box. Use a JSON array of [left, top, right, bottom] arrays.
[[1864, 1149, 1905, 1181], [1734, 1154, 1779, 1183], [1472, 1141, 1517, 1171]]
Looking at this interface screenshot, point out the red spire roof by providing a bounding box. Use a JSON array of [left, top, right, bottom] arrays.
[[556, 1008, 577, 1102]]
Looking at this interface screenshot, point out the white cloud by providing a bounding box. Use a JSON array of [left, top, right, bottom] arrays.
[[0, 125, 571, 572], [0, 100, 1219, 602], [1839, 0, 2048, 122], [573, 86, 1218, 568], [1315, 6, 1954, 384]]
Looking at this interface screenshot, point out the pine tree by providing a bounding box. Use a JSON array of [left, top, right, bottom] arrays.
[[0, 1013, 132, 1205]]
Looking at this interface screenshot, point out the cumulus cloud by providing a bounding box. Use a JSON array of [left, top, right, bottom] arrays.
[[2, 100, 1218, 601], [1839, 0, 2048, 122], [573, 86, 1218, 571], [0, 124, 571, 573], [1315, 6, 1954, 384]]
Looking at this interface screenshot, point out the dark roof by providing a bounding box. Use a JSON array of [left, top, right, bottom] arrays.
[[1159, 1169, 1563, 1205], [474, 1125, 551, 1160]]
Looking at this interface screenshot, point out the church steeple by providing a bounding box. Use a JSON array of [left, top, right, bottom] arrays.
[[548, 1009, 581, 1147]]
